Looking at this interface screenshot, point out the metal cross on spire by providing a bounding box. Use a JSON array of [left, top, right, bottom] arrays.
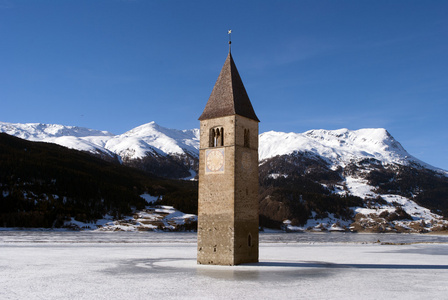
[[228, 29, 232, 52]]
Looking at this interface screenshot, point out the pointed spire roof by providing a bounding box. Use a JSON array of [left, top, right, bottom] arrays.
[[199, 51, 259, 122]]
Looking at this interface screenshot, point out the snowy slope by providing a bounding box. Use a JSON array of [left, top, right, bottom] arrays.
[[259, 128, 444, 173], [260, 128, 408, 164], [0, 121, 116, 155], [104, 122, 199, 160], [0, 122, 113, 140], [0, 121, 199, 160]]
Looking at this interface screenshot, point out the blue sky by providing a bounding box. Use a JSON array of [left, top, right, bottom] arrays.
[[1, 0, 447, 170]]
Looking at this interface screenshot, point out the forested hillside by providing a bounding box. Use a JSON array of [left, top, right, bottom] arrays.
[[0, 133, 197, 228]]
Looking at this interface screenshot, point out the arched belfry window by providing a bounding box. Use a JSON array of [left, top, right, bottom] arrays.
[[244, 129, 250, 148], [209, 127, 224, 147]]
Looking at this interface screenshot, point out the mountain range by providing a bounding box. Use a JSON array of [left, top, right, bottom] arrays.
[[0, 121, 198, 159], [2, 121, 445, 172], [1, 121, 447, 232]]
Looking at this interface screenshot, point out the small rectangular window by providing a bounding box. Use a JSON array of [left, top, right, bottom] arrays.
[[244, 129, 250, 147]]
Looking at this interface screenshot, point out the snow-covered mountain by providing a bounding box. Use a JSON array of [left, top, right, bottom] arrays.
[[257, 128, 448, 233], [105, 122, 199, 161], [0, 122, 116, 156], [2, 120, 448, 233], [259, 128, 444, 173], [2, 121, 444, 173], [2, 120, 447, 180], [0, 121, 199, 161]]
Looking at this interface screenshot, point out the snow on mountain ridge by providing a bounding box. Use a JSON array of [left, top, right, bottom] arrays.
[[105, 122, 199, 160], [1, 121, 445, 173], [0, 122, 114, 139], [0, 121, 116, 155], [0, 121, 199, 161], [259, 128, 440, 171]]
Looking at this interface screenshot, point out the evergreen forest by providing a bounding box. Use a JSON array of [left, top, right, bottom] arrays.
[[0, 133, 197, 228]]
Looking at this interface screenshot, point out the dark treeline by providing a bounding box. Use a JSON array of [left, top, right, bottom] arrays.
[[259, 169, 363, 228], [0, 133, 196, 228]]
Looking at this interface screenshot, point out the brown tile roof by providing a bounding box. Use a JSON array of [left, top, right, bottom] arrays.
[[198, 51, 260, 122]]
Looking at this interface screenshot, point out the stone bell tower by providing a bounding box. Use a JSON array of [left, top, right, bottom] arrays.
[[197, 44, 259, 265]]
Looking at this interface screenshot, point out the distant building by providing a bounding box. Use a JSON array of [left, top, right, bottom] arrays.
[[197, 45, 260, 265]]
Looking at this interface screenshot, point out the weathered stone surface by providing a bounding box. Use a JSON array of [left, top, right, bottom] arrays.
[[197, 51, 260, 265]]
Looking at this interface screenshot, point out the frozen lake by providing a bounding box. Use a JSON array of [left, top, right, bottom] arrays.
[[1, 231, 448, 299]]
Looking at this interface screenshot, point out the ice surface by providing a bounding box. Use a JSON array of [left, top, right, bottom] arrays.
[[1, 232, 447, 299]]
